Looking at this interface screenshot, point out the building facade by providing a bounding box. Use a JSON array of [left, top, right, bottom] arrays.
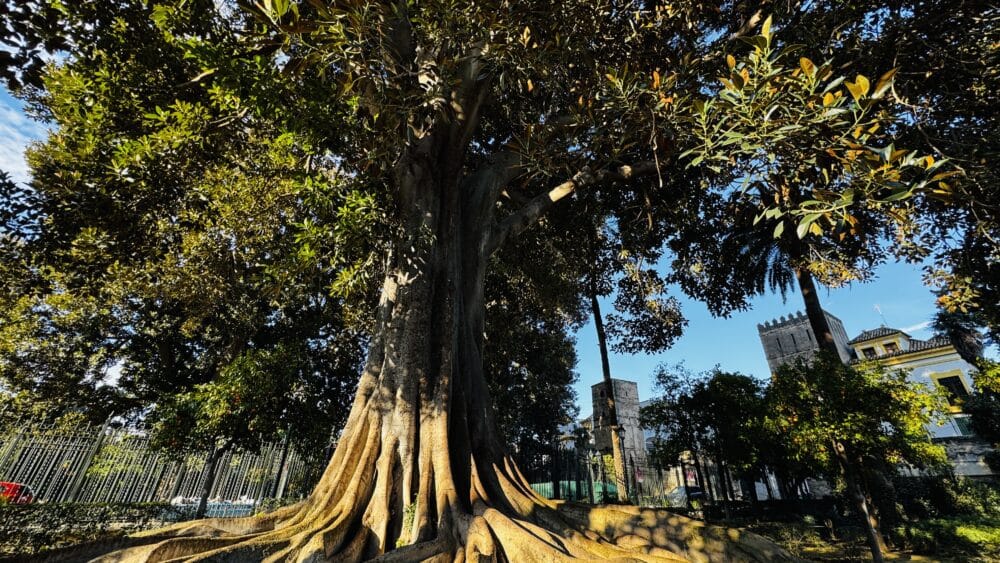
[[758, 310, 991, 477], [847, 328, 977, 440]]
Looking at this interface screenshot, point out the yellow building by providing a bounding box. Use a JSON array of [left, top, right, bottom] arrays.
[[847, 327, 991, 477]]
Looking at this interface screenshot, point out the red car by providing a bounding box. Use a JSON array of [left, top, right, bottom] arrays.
[[0, 481, 35, 504]]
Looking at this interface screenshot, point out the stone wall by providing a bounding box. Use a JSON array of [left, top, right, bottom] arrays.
[[757, 310, 852, 372]]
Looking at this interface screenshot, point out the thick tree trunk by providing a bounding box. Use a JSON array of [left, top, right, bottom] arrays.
[[588, 282, 629, 503]]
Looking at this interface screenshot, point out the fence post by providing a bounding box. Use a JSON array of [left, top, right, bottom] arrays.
[[67, 418, 110, 502], [0, 425, 23, 474], [271, 434, 291, 499]]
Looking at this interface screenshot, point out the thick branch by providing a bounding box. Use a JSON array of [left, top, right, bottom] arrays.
[[487, 161, 660, 253], [460, 151, 523, 252]]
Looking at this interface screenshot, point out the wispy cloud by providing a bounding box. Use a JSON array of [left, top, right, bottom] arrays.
[[900, 320, 932, 334], [0, 95, 48, 185]]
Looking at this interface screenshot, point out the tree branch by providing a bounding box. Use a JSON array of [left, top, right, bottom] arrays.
[[461, 151, 523, 251], [487, 161, 660, 254]]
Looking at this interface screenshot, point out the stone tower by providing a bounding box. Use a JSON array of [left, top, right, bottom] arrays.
[[757, 310, 853, 372], [591, 379, 647, 466]]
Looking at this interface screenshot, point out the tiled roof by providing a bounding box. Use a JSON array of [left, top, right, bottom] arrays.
[[850, 335, 952, 363], [848, 327, 908, 345], [908, 336, 952, 353]]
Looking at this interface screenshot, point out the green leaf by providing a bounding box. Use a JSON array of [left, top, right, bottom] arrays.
[[822, 76, 845, 94], [761, 15, 773, 43], [796, 214, 821, 239], [773, 220, 785, 239], [873, 68, 897, 99], [883, 188, 913, 202]]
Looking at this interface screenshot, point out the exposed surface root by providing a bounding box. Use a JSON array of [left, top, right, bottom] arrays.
[[24, 475, 804, 563], [56, 489, 802, 563]]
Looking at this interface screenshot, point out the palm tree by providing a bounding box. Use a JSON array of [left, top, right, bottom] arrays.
[[668, 191, 888, 561], [669, 192, 857, 357]]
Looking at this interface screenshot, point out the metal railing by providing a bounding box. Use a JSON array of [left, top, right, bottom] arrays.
[[0, 419, 322, 511], [523, 450, 754, 510]]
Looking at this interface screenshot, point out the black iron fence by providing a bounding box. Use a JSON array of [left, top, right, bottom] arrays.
[[0, 419, 323, 515]]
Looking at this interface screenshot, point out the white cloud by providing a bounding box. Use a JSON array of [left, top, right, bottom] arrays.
[[900, 320, 932, 334], [0, 96, 48, 185]]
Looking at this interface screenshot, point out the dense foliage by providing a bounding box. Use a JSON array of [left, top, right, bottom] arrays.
[[767, 354, 948, 476], [642, 354, 951, 556]]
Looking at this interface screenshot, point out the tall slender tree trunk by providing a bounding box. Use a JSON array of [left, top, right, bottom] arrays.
[[589, 280, 629, 502], [196, 443, 228, 519], [834, 441, 887, 563], [695, 454, 714, 504], [788, 243, 839, 359], [788, 239, 886, 561], [717, 456, 732, 520]]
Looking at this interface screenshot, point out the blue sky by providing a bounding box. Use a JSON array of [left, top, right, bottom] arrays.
[[572, 261, 943, 418], [0, 90, 48, 184], [0, 89, 959, 419]]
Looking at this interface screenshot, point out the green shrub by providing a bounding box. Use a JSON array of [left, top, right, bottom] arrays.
[[893, 476, 1000, 519], [0, 502, 187, 557], [893, 516, 1000, 559]]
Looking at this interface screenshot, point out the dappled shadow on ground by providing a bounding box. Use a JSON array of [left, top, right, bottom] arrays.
[[556, 502, 807, 563]]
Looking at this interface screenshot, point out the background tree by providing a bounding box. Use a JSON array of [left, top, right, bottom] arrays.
[[584, 218, 686, 501], [642, 366, 771, 506], [931, 308, 986, 367], [641, 364, 707, 500], [1, 1, 366, 457], [483, 228, 584, 479], [767, 353, 949, 561]]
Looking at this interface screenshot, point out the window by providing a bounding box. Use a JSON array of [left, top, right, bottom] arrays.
[[954, 416, 975, 437], [884, 342, 900, 354], [936, 375, 970, 407], [861, 347, 877, 359]]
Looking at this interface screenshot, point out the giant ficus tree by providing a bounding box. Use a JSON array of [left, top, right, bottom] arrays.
[[72, 2, 804, 560], [7, 1, 954, 561]]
